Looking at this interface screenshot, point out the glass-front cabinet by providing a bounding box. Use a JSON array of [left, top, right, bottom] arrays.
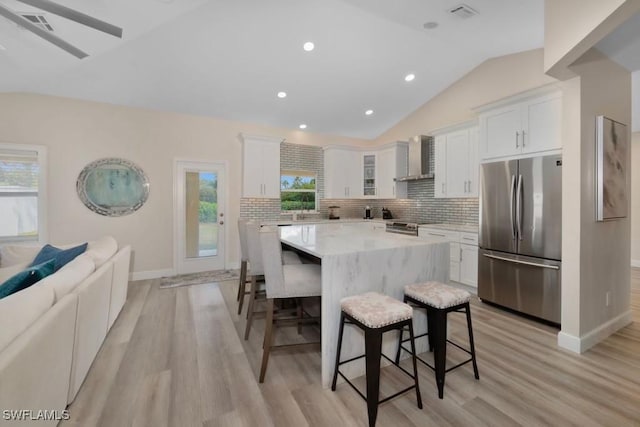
[[363, 154, 376, 196]]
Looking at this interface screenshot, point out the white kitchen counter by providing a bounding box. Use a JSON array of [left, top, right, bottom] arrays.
[[419, 223, 478, 234], [274, 222, 449, 387], [261, 218, 387, 226]]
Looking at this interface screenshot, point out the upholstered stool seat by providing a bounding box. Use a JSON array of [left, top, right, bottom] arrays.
[[396, 281, 479, 400], [404, 281, 470, 309], [333, 292, 422, 427], [341, 292, 413, 328]]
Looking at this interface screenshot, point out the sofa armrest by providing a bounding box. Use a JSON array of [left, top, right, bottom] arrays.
[[108, 246, 131, 331], [0, 294, 77, 426]]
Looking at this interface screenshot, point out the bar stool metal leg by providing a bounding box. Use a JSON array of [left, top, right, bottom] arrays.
[[407, 321, 423, 409], [465, 303, 480, 380], [331, 313, 346, 391], [432, 308, 447, 399], [364, 329, 383, 427]]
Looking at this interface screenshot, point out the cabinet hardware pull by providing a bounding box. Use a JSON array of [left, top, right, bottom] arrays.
[[429, 233, 446, 237], [522, 130, 526, 147], [442, 183, 445, 194], [483, 254, 560, 270], [515, 131, 520, 148], [459, 248, 462, 262]]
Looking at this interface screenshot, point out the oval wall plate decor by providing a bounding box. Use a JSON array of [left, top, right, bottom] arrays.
[[77, 158, 150, 216]]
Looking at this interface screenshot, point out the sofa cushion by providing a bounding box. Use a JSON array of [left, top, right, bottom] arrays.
[[31, 243, 88, 272], [0, 259, 56, 299], [37, 254, 96, 302], [85, 236, 118, 268], [0, 283, 55, 351], [0, 261, 29, 283], [0, 244, 42, 268]]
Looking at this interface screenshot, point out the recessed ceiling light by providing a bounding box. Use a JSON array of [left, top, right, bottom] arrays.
[[365, 110, 374, 116], [299, 124, 307, 129], [423, 21, 439, 29], [303, 41, 315, 52], [277, 91, 287, 98], [404, 73, 416, 82]]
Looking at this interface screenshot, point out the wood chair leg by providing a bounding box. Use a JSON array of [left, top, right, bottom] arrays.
[[465, 303, 480, 380], [259, 298, 275, 383], [244, 276, 258, 340], [364, 328, 382, 427], [297, 298, 303, 335], [236, 260, 247, 302], [237, 268, 248, 315]]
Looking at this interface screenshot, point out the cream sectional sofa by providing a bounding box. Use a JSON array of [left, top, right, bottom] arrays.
[[0, 237, 131, 426]]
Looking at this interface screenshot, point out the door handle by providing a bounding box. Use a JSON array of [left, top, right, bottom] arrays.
[[483, 254, 559, 270], [509, 175, 516, 240], [516, 174, 523, 241]]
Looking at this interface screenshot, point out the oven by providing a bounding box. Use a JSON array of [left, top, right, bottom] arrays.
[[385, 222, 419, 236]]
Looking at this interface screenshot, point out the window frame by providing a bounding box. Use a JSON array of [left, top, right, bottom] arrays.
[[0, 143, 48, 244], [280, 170, 317, 213]]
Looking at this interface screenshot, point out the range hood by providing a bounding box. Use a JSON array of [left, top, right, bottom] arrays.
[[395, 135, 434, 181]]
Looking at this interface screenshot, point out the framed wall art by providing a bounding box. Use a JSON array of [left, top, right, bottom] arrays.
[[77, 158, 150, 217], [595, 115, 628, 221]]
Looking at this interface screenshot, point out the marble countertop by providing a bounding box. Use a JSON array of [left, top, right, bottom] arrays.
[[419, 223, 479, 233], [261, 218, 387, 226], [277, 222, 447, 258]]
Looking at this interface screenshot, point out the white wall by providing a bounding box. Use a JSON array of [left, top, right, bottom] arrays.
[[559, 49, 632, 352], [631, 132, 640, 264], [0, 93, 367, 277]]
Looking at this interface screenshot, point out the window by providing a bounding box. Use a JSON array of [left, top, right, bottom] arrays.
[[0, 144, 47, 243], [281, 170, 316, 212]]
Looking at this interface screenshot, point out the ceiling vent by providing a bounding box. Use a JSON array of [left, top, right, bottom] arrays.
[[20, 14, 54, 31], [448, 4, 478, 19]]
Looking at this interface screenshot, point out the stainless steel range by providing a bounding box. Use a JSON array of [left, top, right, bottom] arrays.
[[385, 221, 419, 236]]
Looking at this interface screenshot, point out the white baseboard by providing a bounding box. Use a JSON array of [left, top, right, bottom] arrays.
[[129, 268, 175, 281], [558, 310, 633, 353], [631, 259, 640, 267]]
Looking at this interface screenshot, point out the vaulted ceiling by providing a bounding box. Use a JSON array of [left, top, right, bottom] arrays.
[[0, 1, 637, 137]]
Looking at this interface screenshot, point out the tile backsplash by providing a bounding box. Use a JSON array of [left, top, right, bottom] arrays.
[[240, 142, 478, 224]]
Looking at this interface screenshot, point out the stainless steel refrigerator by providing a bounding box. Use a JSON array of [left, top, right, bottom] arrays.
[[478, 154, 562, 324]]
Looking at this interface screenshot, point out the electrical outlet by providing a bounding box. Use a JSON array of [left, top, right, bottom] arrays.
[[605, 291, 611, 307]]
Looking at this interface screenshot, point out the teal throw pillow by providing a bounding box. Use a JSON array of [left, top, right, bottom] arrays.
[[31, 243, 88, 272], [0, 259, 56, 299]]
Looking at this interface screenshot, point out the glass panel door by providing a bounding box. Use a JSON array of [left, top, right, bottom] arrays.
[[363, 154, 376, 196], [175, 161, 225, 274]]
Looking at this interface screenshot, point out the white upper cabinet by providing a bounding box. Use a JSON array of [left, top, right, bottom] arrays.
[[478, 87, 562, 161], [239, 134, 282, 198], [324, 147, 361, 198], [324, 142, 408, 199], [433, 123, 478, 199]]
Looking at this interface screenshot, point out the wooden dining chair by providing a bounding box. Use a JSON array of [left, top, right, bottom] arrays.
[[258, 226, 322, 382]]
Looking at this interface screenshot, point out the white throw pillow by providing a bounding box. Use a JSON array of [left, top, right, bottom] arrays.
[[0, 245, 42, 268], [0, 262, 29, 283], [0, 283, 55, 352], [37, 253, 96, 302], [85, 236, 118, 268]]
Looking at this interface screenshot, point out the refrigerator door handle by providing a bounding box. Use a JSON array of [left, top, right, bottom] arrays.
[[510, 174, 516, 240], [483, 253, 560, 270], [516, 174, 523, 241]]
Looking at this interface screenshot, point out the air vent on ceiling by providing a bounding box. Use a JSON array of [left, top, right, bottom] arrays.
[[448, 4, 478, 19], [20, 14, 54, 32]]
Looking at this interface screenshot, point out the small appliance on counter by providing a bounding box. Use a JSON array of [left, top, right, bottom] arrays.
[[364, 205, 372, 220], [382, 207, 393, 219], [328, 206, 340, 220]]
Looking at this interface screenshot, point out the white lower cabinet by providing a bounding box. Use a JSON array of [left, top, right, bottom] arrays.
[[418, 227, 478, 287]]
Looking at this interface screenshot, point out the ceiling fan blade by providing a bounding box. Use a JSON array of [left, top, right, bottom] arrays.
[[15, 0, 122, 38], [0, 3, 87, 58]]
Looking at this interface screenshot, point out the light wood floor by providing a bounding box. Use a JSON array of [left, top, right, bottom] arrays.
[[62, 271, 640, 427]]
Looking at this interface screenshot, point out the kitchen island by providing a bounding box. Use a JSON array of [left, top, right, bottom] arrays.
[[277, 222, 450, 387]]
